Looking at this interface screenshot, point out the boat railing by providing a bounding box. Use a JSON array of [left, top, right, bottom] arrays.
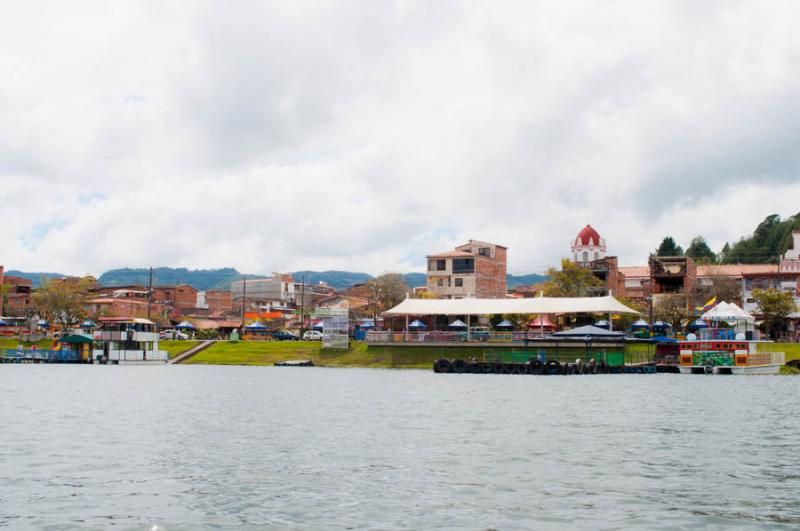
[[2, 349, 80, 362], [746, 351, 784, 366]]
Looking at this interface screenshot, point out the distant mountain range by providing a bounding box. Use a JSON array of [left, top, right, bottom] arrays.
[[8, 267, 547, 291]]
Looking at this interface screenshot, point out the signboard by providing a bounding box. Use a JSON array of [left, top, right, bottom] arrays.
[[319, 305, 349, 349]]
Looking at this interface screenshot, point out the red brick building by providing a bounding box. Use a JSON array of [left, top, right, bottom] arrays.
[[152, 285, 198, 309], [1, 271, 34, 316], [204, 290, 233, 314], [426, 240, 507, 299]]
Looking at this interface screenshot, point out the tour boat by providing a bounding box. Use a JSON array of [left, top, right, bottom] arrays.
[[92, 317, 168, 364], [678, 330, 784, 375]]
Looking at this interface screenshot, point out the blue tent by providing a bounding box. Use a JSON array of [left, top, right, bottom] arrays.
[[312, 321, 324, 331], [448, 319, 467, 330], [688, 319, 708, 330], [245, 321, 267, 331], [0, 319, 9, 326], [408, 320, 427, 331], [358, 318, 375, 329], [652, 320, 671, 330], [652, 335, 678, 342], [630, 319, 650, 330], [176, 321, 195, 330], [80, 319, 96, 330], [594, 319, 610, 328], [37, 319, 50, 328], [495, 319, 515, 330]]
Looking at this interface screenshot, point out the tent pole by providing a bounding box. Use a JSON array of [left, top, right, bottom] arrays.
[[467, 315, 471, 341], [608, 312, 612, 331], [405, 315, 408, 342], [540, 315, 544, 338]]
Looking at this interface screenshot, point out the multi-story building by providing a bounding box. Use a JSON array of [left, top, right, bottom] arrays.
[[231, 273, 335, 310], [426, 240, 507, 299], [0, 268, 34, 316], [571, 226, 626, 296], [152, 285, 199, 310], [231, 273, 295, 306]]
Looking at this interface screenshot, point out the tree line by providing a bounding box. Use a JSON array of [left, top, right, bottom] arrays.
[[654, 212, 800, 264]]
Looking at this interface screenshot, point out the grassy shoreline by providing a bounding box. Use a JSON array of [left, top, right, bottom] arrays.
[[175, 340, 800, 373]]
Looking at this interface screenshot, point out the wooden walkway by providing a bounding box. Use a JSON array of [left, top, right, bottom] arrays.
[[169, 340, 214, 364]]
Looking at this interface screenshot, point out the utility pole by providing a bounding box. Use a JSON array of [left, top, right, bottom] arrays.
[[241, 275, 247, 323], [300, 274, 306, 335], [147, 266, 153, 321]]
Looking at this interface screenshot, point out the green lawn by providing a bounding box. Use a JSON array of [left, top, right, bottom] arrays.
[[779, 343, 800, 362], [160, 340, 201, 359], [184, 341, 484, 368], [0, 337, 55, 350]]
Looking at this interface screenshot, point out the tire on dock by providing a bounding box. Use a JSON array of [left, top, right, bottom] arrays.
[[453, 359, 467, 373], [527, 359, 544, 375], [544, 359, 561, 375], [433, 358, 451, 373]]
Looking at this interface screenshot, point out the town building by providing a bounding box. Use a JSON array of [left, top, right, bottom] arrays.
[[1, 271, 34, 316], [571, 226, 625, 297], [571, 225, 606, 264], [426, 240, 507, 299], [231, 273, 335, 310]]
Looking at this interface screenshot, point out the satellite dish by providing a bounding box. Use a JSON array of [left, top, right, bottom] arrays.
[[686, 333, 697, 341]]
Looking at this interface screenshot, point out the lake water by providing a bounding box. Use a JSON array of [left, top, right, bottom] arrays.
[[1, 366, 798, 530]]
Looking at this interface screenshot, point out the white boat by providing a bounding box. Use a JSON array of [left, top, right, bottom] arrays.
[[677, 333, 784, 375], [92, 317, 168, 364]]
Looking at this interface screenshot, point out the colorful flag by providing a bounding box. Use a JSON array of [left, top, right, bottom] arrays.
[[695, 296, 717, 313]]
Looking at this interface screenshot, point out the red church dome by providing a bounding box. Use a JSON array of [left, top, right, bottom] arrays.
[[575, 225, 601, 246]]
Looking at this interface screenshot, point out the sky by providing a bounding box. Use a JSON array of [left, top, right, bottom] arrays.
[[2, 0, 800, 277]]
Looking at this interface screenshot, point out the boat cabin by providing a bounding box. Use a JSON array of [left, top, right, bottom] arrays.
[[92, 317, 167, 363]]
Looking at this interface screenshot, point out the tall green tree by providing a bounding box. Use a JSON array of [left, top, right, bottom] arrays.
[[752, 287, 797, 338], [718, 242, 731, 262], [32, 277, 94, 326], [723, 212, 800, 264], [685, 236, 716, 263], [653, 294, 689, 331], [543, 259, 603, 297], [366, 273, 409, 318], [655, 236, 684, 257]]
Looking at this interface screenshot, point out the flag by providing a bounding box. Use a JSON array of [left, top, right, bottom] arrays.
[[695, 296, 717, 314]]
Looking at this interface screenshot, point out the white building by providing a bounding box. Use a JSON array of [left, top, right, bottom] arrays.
[[571, 225, 606, 264]]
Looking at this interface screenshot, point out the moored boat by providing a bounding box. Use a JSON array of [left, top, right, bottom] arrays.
[[677, 331, 784, 375]]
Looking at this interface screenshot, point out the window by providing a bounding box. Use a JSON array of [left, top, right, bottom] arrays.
[[436, 259, 446, 271], [452, 258, 474, 273], [478, 247, 490, 257], [437, 279, 444, 287], [594, 251, 599, 260], [582, 251, 589, 262], [454, 278, 463, 287]]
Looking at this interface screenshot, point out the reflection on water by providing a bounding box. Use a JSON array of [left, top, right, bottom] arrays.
[[1, 366, 799, 529]]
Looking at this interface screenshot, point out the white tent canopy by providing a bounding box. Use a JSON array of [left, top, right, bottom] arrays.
[[383, 295, 640, 316], [701, 302, 755, 323]]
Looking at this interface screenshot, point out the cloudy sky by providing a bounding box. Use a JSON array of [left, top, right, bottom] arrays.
[[2, 1, 799, 277]]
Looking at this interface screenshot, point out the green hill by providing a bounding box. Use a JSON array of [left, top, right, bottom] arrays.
[[98, 267, 248, 290], [8, 266, 548, 292], [5, 270, 67, 288], [722, 212, 800, 264]]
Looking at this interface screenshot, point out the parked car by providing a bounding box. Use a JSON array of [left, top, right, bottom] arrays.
[[303, 330, 324, 341], [160, 329, 189, 340], [271, 330, 299, 341], [469, 326, 491, 341]]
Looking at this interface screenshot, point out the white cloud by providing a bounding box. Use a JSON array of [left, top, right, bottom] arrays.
[[1, 1, 799, 277]]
